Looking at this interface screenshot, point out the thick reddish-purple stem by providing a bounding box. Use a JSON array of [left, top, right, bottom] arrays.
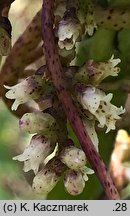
[[42, 0, 120, 199]]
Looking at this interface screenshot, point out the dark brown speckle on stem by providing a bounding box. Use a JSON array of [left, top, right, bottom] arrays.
[[41, 0, 120, 200]]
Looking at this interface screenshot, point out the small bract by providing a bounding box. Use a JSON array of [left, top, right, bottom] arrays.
[[83, 119, 99, 151]]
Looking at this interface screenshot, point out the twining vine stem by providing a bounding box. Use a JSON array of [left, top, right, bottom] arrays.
[[42, 0, 120, 199]]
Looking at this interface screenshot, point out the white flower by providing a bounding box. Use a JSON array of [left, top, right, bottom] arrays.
[[83, 119, 99, 151], [80, 86, 125, 133], [60, 145, 86, 171], [57, 18, 81, 50], [86, 55, 121, 85], [4, 75, 43, 111], [19, 112, 57, 139], [13, 135, 54, 174], [64, 170, 85, 196]]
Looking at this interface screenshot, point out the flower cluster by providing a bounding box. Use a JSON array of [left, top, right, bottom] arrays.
[[32, 144, 94, 197], [60, 144, 94, 195], [13, 109, 58, 176], [75, 55, 125, 151], [4, 0, 125, 198], [54, 0, 92, 62], [5, 72, 93, 197]]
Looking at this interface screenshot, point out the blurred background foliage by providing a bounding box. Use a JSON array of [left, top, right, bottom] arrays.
[[0, 0, 130, 199]]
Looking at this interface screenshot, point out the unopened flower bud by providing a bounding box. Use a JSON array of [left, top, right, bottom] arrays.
[[64, 170, 85, 196], [60, 145, 86, 170], [32, 167, 59, 195], [32, 158, 64, 195], [19, 112, 56, 139], [13, 134, 55, 174], [4, 75, 43, 111]]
